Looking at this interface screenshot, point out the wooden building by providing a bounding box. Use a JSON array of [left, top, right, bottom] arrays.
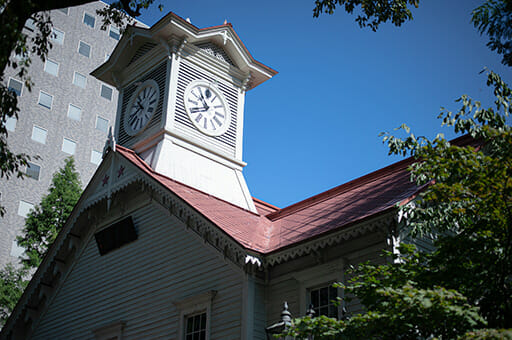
[[0, 12, 420, 340]]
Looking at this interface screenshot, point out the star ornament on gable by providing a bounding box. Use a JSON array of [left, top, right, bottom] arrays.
[[102, 174, 109, 186], [117, 165, 125, 178]]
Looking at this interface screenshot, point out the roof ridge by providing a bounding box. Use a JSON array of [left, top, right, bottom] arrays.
[[267, 156, 415, 221], [115, 144, 262, 217]]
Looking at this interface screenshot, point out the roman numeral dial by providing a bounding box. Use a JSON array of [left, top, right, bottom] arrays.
[[184, 81, 231, 137], [124, 79, 160, 136]]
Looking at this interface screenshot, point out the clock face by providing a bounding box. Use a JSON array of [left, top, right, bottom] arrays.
[[184, 80, 230, 136], [124, 79, 160, 136]]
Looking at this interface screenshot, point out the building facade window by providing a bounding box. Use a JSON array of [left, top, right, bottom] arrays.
[[26, 162, 41, 180], [78, 41, 91, 58], [95, 116, 109, 133], [109, 26, 120, 40], [73, 72, 87, 88], [174, 290, 215, 340], [5, 116, 16, 132], [24, 18, 36, 31], [38, 91, 53, 109], [83, 13, 95, 28], [51, 28, 65, 44], [31, 126, 47, 144], [184, 312, 207, 340], [104, 53, 110, 62], [8, 78, 23, 96], [90, 150, 102, 165], [100, 84, 113, 100], [44, 59, 59, 76], [308, 284, 338, 318], [62, 138, 77, 155], [58, 7, 68, 15], [18, 200, 34, 218], [67, 104, 82, 121]]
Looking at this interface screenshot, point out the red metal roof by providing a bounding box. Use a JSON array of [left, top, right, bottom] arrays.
[[116, 145, 419, 254]]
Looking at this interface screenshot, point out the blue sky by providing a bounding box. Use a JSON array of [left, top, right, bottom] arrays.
[[130, 0, 511, 208]]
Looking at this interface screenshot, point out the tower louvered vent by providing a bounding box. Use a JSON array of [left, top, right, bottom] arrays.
[[128, 42, 158, 66], [119, 62, 167, 147], [195, 42, 235, 66]]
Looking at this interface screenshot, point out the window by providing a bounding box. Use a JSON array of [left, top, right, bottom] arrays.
[[78, 41, 91, 58], [58, 7, 68, 15], [109, 26, 120, 40], [308, 284, 338, 318], [93, 321, 125, 340], [26, 162, 41, 180], [8, 78, 23, 96], [31, 126, 47, 144], [18, 201, 34, 218], [5, 116, 16, 132], [10, 241, 25, 258], [38, 91, 53, 109], [100, 85, 113, 100], [96, 116, 109, 133], [104, 53, 110, 62], [62, 138, 76, 155], [174, 291, 215, 340], [44, 59, 59, 76], [185, 312, 207, 340], [67, 104, 82, 121], [25, 18, 35, 31], [51, 28, 65, 44], [90, 150, 102, 165], [83, 13, 95, 28], [73, 72, 86, 88]]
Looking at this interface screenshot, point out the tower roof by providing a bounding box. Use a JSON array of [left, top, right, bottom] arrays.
[[92, 12, 277, 90]]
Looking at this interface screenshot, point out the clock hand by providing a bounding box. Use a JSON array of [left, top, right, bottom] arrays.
[[198, 90, 210, 110], [190, 107, 207, 114]]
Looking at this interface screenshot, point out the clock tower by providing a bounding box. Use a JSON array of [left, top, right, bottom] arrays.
[[92, 13, 276, 212]]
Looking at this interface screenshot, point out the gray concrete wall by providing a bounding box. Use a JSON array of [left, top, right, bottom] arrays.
[[0, 2, 123, 268]]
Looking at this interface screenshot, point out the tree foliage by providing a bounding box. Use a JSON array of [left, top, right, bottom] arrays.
[[16, 157, 82, 270], [0, 0, 159, 216], [281, 49, 512, 340], [0, 264, 27, 327]]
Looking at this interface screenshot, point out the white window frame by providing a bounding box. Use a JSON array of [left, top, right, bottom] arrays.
[[17, 200, 34, 218], [90, 150, 103, 165], [109, 25, 120, 40], [294, 259, 345, 318], [93, 321, 125, 340], [78, 40, 91, 58], [173, 290, 216, 340], [51, 27, 65, 45], [31, 125, 48, 144], [44, 59, 59, 76], [5, 116, 16, 132], [73, 72, 87, 88], [83, 12, 95, 28], [67, 103, 82, 121], [38, 91, 53, 109], [62, 137, 77, 155], [8, 77, 23, 96], [95, 115, 109, 133], [100, 84, 113, 101], [26, 161, 41, 180]]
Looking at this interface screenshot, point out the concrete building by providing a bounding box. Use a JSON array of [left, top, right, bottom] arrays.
[[0, 1, 137, 268]]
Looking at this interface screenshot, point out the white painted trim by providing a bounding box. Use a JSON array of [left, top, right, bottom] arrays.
[[92, 320, 125, 340], [173, 290, 216, 340], [165, 48, 180, 132]]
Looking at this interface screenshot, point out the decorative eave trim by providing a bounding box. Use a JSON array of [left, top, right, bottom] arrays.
[[262, 212, 396, 267]]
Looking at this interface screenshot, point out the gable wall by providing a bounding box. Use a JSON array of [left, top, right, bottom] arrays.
[[31, 202, 244, 339], [265, 231, 389, 324]]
